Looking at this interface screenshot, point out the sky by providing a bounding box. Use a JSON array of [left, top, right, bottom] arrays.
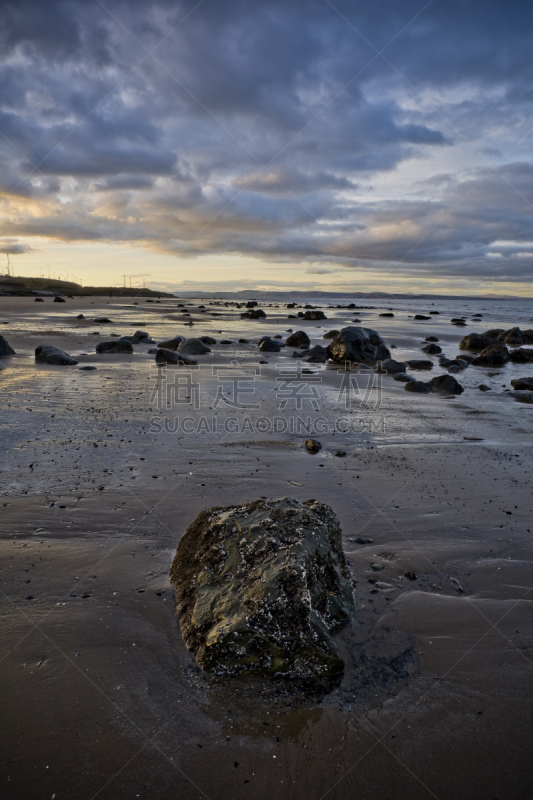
[[1, 0, 533, 296]]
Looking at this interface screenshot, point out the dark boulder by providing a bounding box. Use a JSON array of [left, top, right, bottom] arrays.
[[169, 497, 355, 684], [94, 317, 113, 323], [511, 377, 533, 390], [35, 345, 78, 365], [482, 328, 505, 339], [414, 314, 430, 320], [34, 297, 44, 302], [472, 342, 509, 366], [241, 309, 266, 319], [199, 336, 217, 345], [0, 335, 15, 356], [178, 338, 211, 355], [323, 329, 339, 339], [155, 348, 197, 365], [427, 375, 464, 394], [157, 336, 184, 350], [393, 372, 416, 383], [258, 337, 281, 352], [405, 380, 432, 393], [96, 340, 133, 354], [377, 359, 407, 374], [498, 327, 524, 346], [509, 348, 533, 364], [421, 343, 442, 355], [303, 310, 327, 320], [406, 359, 433, 370], [286, 331, 310, 348], [304, 345, 329, 363], [459, 333, 491, 351], [53, 296, 65, 303], [326, 326, 390, 364], [425, 336, 439, 342]]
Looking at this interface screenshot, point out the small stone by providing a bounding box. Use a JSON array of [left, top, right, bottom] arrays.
[[304, 438, 322, 454]]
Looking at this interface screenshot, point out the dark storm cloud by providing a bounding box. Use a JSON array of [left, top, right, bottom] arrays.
[[1, 0, 532, 285]]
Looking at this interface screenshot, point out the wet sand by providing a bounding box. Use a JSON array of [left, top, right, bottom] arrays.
[[1, 295, 532, 799]]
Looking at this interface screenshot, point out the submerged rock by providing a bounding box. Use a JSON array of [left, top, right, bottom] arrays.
[[35, 345, 78, 365], [169, 497, 355, 683], [326, 326, 390, 364], [0, 335, 15, 356]]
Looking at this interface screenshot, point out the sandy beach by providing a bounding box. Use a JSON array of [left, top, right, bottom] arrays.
[[1, 294, 532, 800]]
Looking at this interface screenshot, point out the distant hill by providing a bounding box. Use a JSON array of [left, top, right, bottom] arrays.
[[0, 275, 174, 297]]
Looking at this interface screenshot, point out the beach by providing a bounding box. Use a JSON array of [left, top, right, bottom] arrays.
[[1, 293, 532, 800]]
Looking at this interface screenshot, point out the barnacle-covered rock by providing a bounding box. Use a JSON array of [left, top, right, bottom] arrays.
[[169, 497, 355, 685]]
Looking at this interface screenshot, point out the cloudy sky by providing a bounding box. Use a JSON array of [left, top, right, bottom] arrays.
[[1, 0, 532, 295]]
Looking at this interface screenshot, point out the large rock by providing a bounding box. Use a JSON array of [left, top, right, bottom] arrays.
[[377, 359, 407, 374], [258, 337, 281, 352], [406, 359, 433, 370], [459, 333, 491, 351], [302, 310, 327, 320], [241, 309, 266, 319], [472, 342, 509, 366], [157, 336, 184, 350], [405, 380, 432, 393], [427, 375, 464, 394], [482, 328, 505, 339], [511, 377, 533, 390], [155, 348, 197, 365], [323, 329, 339, 339], [509, 348, 533, 364], [304, 345, 329, 363], [35, 345, 78, 365], [96, 340, 133, 353], [0, 335, 15, 356], [169, 497, 355, 683], [421, 343, 442, 355], [498, 327, 523, 346], [326, 327, 390, 364], [286, 331, 310, 348], [178, 338, 211, 355]]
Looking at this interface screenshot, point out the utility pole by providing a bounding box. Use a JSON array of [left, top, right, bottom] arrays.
[[129, 277, 132, 288], [123, 275, 126, 287], [6, 254, 12, 277]]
